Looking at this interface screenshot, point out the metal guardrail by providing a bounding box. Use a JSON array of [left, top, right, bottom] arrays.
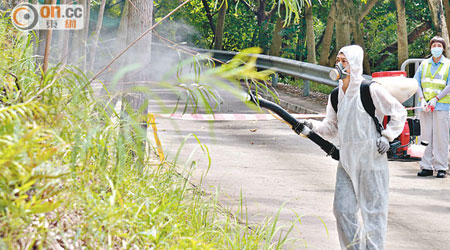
[[400, 58, 425, 109], [194, 48, 374, 96], [401, 58, 425, 72], [195, 48, 340, 87], [100, 42, 420, 98]]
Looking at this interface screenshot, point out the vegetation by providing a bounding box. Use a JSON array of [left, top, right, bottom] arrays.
[[0, 15, 297, 249], [2, 0, 447, 248], [152, 0, 440, 73]]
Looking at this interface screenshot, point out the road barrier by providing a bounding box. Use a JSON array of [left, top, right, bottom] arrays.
[[401, 58, 425, 72], [99, 42, 421, 99], [193, 48, 374, 97]]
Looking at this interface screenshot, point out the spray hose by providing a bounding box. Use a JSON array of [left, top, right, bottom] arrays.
[[247, 91, 340, 161]]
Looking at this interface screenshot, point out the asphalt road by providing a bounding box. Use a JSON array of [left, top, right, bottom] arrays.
[[146, 87, 450, 250]]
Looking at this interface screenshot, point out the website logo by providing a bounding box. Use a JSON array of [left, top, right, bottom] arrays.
[[11, 3, 84, 31]]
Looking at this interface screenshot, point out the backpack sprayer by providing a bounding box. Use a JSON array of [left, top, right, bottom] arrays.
[[246, 69, 425, 162], [330, 69, 425, 161], [369, 71, 424, 161], [331, 68, 427, 161]]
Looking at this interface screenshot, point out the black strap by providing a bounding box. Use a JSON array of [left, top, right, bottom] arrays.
[[329, 80, 383, 135], [360, 80, 384, 135], [330, 87, 339, 113]]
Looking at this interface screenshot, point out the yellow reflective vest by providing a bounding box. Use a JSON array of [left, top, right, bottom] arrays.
[[421, 59, 450, 103]]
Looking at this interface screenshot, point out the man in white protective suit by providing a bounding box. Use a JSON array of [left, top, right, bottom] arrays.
[[305, 45, 407, 249]]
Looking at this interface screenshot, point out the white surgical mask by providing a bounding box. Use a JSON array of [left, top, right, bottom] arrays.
[[431, 47, 443, 58]]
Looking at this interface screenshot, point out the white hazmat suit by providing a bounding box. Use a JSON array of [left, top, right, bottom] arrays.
[[309, 45, 407, 249]]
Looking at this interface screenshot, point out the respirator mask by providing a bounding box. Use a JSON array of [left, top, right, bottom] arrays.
[[329, 62, 349, 81]]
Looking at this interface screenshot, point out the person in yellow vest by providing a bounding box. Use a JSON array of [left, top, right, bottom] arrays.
[[415, 36, 450, 178]]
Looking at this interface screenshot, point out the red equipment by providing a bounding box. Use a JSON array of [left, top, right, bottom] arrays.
[[375, 71, 425, 161]]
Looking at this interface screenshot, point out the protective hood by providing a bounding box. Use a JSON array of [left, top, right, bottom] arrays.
[[338, 45, 364, 95]]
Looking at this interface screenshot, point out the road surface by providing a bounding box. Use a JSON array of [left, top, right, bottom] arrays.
[[145, 87, 450, 249]]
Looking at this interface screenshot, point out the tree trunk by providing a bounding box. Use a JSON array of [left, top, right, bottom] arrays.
[[258, 20, 271, 53], [269, 16, 284, 56], [245, 0, 278, 53], [43, 0, 57, 74], [59, 31, 71, 65], [349, 0, 370, 74], [36, 0, 51, 68], [305, 4, 316, 63], [84, 0, 90, 50], [77, 0, 86, 70], [428, 0, 450, 57], [36, 32, 47, 68], [329, 47, 338, 67], [31, 0, 39, 57], [100, 0, 128, 113], [117, 0, 128, 48], [443, 0, 450, 39], [58, 0, 70, 65], [395, 0, 408, 70], [319, 1, 336, 66], [358, 0, 379, 22], [295, 24, 304, 61], [89, 0, 107, 71], [122, 0, 153, 157], [214, 0, 227, 50], [201, 0, 216, 37], [335, 0, 351, 50], [255, 0, 270, 52], [73, 0, 89, 71]]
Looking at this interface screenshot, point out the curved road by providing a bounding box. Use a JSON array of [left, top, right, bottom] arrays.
[[148, 87, 450, 249]]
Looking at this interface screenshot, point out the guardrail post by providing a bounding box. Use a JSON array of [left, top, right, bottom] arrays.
[[400, 58, 425, 116], [271, 73, 278, 88], [303, 79, 310, 97], [414, 61, 421, 117]]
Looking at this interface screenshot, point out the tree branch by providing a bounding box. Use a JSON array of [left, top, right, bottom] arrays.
[[380, 21, 432, 54], [236, 0, 256, 14], [201, 0, 216, 36], [358, 0, 379, 22], [267, 4, 279, 20], [376, 21, 432, 64]]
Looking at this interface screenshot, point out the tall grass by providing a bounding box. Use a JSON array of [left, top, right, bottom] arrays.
[[0, 15, 300, 249]]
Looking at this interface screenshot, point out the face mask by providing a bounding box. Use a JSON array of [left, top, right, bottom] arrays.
[[329, 62, 349, 81], [431, 47, 443, 58]]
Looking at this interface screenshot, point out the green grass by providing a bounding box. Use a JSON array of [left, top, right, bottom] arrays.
[[0, 16, 303, 249]]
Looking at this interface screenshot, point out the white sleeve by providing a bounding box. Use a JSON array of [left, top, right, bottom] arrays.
[[309, 95, 338, 138], [370, 83, 407, 141]]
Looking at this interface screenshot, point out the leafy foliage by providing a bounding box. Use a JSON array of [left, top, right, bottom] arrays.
[[150, 0, 438, 77], [0, 14, 296, 249]]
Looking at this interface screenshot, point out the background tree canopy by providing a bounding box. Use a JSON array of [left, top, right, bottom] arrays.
[[26, 0, 449, 75], [149, 0, 440, 73]]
